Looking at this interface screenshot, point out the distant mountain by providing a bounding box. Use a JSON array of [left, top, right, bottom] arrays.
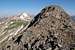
[[19, 12, 32, 21], [0, 12, 32, 25], [71, 16, 75, 21], [0, 12, 32, 46]]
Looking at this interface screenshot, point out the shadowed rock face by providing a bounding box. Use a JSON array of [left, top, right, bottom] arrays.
[[0, 5, 75, 50]]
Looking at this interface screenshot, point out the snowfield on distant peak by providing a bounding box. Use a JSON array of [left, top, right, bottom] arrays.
[[20, 12, 31, 21]]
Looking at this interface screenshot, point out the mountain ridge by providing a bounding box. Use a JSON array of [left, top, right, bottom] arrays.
[[0, 5, 75, 50]]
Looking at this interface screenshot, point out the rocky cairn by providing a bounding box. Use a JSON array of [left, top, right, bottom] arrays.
[[0, 5, 75, 50]]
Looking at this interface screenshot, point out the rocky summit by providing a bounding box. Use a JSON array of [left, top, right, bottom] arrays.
[[0, 5, 75, 50]]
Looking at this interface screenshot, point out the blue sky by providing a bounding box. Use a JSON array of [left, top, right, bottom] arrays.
[[0, 0, 75, 17]]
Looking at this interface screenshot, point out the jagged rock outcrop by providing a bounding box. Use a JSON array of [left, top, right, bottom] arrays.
[[0, 5, 75, 50]]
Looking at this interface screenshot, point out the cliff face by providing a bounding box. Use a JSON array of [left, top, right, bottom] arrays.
[[0, 5, 75, 50]]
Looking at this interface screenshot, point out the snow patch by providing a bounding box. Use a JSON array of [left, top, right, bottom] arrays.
[[19, 12, 31, 21]]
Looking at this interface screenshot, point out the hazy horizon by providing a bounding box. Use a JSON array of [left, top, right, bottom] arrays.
[[0, 0, 75, 17]]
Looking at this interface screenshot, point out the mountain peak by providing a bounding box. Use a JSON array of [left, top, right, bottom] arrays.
[[28, 5, 71, 27], [19, 12, 32, 21], [43, 5, 64, 11], [41, 5, 69, 19], [26, 5, 75, 50], [21, 12, 29, 17]]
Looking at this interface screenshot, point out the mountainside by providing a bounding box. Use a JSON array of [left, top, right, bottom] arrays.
[[0, 12, 32, 47], [0, 5, 75, 50]]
